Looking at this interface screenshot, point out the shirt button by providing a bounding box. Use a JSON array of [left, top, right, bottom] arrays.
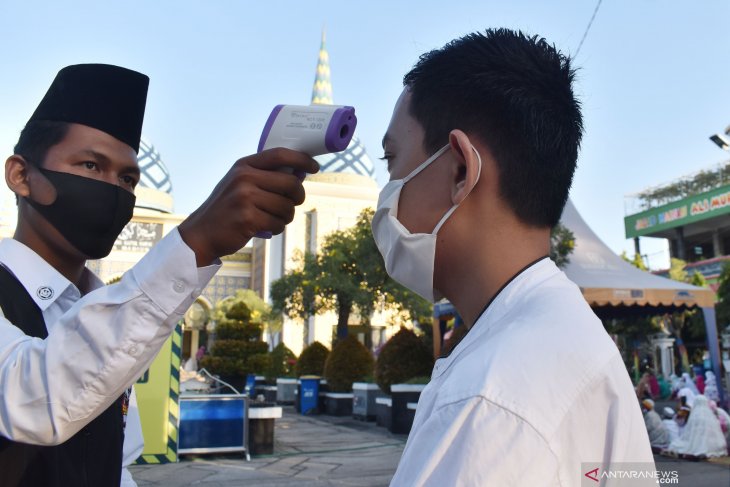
[[173, 280, 185, 293], [127, 346, 138, 356]]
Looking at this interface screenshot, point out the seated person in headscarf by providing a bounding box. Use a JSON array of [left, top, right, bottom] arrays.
[[677, 372, 700, 395], [703, 371, 720, 403], [657, 376, 671, 399], [648, 370, 660, 398], [666, 395, 728, 459], [662, 407, 680, 445], [674, 387, 695, 431], [641, 399, 669, 452], [669, 373, 680, 395], [709, 400, 730, 452], [695, 374, 705, 394], [635, 372, 653, 400]]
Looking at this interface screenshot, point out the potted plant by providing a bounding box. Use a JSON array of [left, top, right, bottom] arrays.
[[374, 328, 434, 434], [323, 336, 374, 416], [263, 343, 296, 402], [199, 301, 270, 393]]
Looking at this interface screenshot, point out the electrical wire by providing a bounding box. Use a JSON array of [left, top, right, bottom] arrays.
[[575, 0, 604, 58]]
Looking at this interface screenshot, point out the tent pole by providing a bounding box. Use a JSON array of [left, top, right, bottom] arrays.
[[701, 307, 725, 405]]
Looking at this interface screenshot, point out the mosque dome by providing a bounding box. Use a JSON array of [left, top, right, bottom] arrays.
[[135, 138, 174, 213], [315, 136, 375, 178]]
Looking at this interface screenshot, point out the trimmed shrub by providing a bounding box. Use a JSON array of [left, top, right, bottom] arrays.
[[375, 328, 434, 394], [209, 340, 268, 359], [215, 321, 261, 341], [247, 353, 272, 376], [296, 341, 330, 377], [323, 336, 374, 392], [200, 301, 270, 379], [266, 343, 297, 381]]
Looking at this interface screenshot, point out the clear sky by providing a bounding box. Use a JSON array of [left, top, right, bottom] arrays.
[[1, 0, 728, 269]]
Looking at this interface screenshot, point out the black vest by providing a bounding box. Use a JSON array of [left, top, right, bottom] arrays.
[[0, 265, 125, 487]]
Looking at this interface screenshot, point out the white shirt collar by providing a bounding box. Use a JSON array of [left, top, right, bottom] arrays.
[[0, 238, 101, 311]]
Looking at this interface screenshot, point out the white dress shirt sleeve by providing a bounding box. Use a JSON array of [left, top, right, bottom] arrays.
[[390, 397, 560, 487], [0, 228, 219, 445]]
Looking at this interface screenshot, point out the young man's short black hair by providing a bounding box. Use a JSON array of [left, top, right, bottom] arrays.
[[13, 120, 70, 166], [403, 28, 583, 228]]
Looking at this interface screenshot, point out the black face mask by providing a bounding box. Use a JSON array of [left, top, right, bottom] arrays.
[[25, 168, 136, 259]]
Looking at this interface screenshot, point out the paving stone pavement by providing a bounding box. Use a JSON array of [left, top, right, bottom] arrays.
[[130, 407, 730, 486], [129, 408, 407, 486]]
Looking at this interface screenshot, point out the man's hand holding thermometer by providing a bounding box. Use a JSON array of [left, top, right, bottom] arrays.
[[178, 104, 356, 265]]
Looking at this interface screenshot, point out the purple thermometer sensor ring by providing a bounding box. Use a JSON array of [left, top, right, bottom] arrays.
[[324, 106, 357, 152]]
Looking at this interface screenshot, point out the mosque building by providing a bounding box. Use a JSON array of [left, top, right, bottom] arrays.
[[252, 31, 401, 355]]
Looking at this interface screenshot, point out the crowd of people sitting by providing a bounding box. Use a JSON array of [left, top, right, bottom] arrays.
[[638, 370, 729, 459]]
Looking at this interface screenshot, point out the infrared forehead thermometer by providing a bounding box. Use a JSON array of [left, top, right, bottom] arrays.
[[258, 104, 357, 156], [255, 104, 357, 238]]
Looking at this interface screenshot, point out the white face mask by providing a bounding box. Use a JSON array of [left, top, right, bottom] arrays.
[[372, 143, 482, 302]]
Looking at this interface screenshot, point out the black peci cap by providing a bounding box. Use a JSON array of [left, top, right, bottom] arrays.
[[28, 64, 149, 152]]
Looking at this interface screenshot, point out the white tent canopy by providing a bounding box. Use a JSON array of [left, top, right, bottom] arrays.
[[560, 200, 714, 310]]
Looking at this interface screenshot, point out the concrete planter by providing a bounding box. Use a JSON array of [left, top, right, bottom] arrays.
[[260, 385, 277, 403], [318, 379, 329, 413], [276, 378, 297, 405], [352, 382, 385, 421], [325, 392, 354, 416], [248, 405, 282, 455], [406, 402, 417, 432], [375, 397, 392, 429], [390, 384, 425, 435]]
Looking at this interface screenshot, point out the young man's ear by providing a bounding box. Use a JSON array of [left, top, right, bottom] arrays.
[[5, 155, 32, 198], [448, 129, 482, 205]]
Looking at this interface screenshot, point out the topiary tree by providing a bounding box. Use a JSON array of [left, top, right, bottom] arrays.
[[375, 328, 434, 394], [200, 300, 270, 388], [265, 343, 297, 382], [296, 341, 330, 377], [323, 336, 374, 392], [215, 289, 282, 344]]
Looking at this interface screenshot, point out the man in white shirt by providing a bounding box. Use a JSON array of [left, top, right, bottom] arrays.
[[372, 29, 655, 486], [0, 234, 146, 485], [0, 64, 318, 486]]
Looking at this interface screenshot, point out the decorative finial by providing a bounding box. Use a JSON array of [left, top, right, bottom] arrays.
[[311, 27, 333, 105]]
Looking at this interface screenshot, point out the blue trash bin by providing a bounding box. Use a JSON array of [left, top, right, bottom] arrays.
[[299, 376, 320, 415], [245, 373, 257, 398]]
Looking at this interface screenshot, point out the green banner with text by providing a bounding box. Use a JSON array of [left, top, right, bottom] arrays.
[[625, 183, 730, 238]]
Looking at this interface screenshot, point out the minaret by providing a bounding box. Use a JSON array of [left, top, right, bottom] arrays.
[[311, 28, 334, 105], [308, 29, 376, 179]]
